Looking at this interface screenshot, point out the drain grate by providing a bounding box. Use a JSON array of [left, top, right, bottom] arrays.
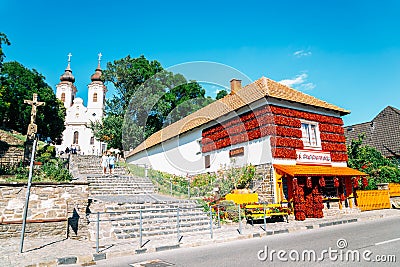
[[130, 259, 175, 267]]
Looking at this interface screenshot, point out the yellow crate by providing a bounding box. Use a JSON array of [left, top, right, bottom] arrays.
[[389, 183, 400, 197], [357, 190, 391, 211], [225, 193, 258, 204]]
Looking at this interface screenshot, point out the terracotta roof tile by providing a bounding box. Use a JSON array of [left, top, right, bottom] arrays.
[[127, 77, 350, 157]]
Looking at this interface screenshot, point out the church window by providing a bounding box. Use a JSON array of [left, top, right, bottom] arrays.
[[61, 93, 65, 102], [90, 136, 94, 145], [93, 93, 98, 102], [73, 131, 79, 144]]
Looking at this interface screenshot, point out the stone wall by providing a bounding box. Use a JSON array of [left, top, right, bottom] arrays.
[[252, 163, 275, 203], [0, 182, 89, 239]]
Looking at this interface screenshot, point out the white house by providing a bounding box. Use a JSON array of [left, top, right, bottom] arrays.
[[125, 77, 352, 175], [55, 55, 107, 155], [125, 77, 367, 220]]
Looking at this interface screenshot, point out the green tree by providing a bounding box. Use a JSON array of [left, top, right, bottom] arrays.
[[0, 61, 65, 140], [0, 32, 11, 71], [216, 89, 228, 100], [93, 55, 213, 150], [347, 134, 400, 189]]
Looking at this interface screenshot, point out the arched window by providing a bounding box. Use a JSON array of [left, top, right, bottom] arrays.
[[73, 131, 79, 144], [61, 93, 65, 102], [93, 93, 98, 102], [90, 136, 94, 145]]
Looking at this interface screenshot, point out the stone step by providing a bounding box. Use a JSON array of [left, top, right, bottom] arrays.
[[109, 211, 208, 224], [90, 193, 155, 196], [114, 225, 210, 239]]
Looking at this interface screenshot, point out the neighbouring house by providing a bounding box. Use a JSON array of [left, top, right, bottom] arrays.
[[125, 77, 366, 220], [55, 55, 107, 156], [345, 106, 400, 161]]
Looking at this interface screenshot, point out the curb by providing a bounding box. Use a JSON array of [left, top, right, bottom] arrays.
[[27, 216, 378, 266]]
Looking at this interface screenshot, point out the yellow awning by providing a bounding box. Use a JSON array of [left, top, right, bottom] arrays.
[[273, 164, 368, 177]]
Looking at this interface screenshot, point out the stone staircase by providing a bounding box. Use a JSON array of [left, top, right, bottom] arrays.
[[69, 154, 128, 177], [101, 201, 210, 240], [87, 175, 155, 196], [69, 154, 210, 241]]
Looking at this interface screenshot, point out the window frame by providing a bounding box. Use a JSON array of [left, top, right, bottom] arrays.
[[300, 120, 321, 149], [73, 131, 79, 144]]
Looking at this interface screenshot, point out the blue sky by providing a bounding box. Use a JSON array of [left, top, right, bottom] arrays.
[[2, 0, 400, 125]]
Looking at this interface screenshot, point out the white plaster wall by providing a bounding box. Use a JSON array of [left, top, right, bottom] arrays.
[[205, 136, 273, 173], [56, 83, 75, 109], [127, 132, 273, 176], [127, 129, 204, 175]]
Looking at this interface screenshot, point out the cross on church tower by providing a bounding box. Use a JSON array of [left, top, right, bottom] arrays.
[[68, 53, 72, 63], [98, 52, 102, 63], [24, 93, 45, 138]]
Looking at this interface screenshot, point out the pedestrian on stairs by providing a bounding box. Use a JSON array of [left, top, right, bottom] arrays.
[[108, 152, 116, 174], [101, 152, 109, 175]]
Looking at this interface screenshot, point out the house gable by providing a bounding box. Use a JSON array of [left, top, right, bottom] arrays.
[[345, 106, 400, 158]]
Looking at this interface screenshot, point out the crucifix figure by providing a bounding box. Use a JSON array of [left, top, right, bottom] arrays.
[[24, 93, 45, 138]]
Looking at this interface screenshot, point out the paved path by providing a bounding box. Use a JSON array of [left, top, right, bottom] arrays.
[[1, 209, 399, 267], [92, 215, 400, 267]]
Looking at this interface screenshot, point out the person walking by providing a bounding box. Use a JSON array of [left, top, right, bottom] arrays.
[[101, 152, 109, 175], [108, 153, 116, 174]]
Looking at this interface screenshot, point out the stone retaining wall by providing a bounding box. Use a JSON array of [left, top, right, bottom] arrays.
[[0, 182, 89, 239]]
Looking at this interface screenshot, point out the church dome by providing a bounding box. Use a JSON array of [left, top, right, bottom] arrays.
[[60, 63, 75, 83], [91, 53, 104, 82], [90, 65, 102, 82]]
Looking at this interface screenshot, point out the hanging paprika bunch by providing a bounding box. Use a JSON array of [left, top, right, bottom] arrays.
[[353, 177, 360, 188], [362, 177, 368, 188], [334, 177, 340, 188], [292, 178, 298, 191], [306, 177, 312, 188], [319, 177, 326, 187]]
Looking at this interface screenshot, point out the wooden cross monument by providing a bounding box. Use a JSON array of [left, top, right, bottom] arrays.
[[24, 93, 45, 138]]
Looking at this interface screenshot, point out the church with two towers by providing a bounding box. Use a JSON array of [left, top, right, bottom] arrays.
[[55, 54, 107, 155]]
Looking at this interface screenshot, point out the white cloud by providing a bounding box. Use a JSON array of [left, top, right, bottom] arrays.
[[278, 73, 316, 91], [293, 50, 312, 57]]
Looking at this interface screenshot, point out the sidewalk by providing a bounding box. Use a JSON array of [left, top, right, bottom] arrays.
[[1, 209, 399, 267]]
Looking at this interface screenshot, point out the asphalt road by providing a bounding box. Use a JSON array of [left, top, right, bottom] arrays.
[[88, 216, 400, 267]]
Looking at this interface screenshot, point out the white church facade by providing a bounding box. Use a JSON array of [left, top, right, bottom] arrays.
[[55, 54, 107, 155]]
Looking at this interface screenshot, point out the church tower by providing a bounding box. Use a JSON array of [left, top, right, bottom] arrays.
[[56, 53, 77, 109], [87, 53, 107, 122]]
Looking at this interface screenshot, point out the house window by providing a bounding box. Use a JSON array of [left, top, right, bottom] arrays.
[[90, 136, 94, 145], [301, 121, 320, 148], [205, 155, 211, 169], [73, 131, 79, 144], [93, 93, 98, 102], [61, 93, 65, 102]]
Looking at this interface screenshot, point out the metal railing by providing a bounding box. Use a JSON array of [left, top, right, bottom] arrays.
[[88, 206, 215, 253], [87, 203, 292, 253]]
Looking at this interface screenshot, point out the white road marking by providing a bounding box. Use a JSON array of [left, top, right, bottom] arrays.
[[375, 237, 400, 246]]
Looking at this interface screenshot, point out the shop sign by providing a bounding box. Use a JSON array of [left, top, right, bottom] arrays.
[[296, 149, 331, 166], [229, 147, 244, 157]]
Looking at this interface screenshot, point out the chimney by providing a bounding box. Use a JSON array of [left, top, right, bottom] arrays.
[[230, 79, 242, 95]]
